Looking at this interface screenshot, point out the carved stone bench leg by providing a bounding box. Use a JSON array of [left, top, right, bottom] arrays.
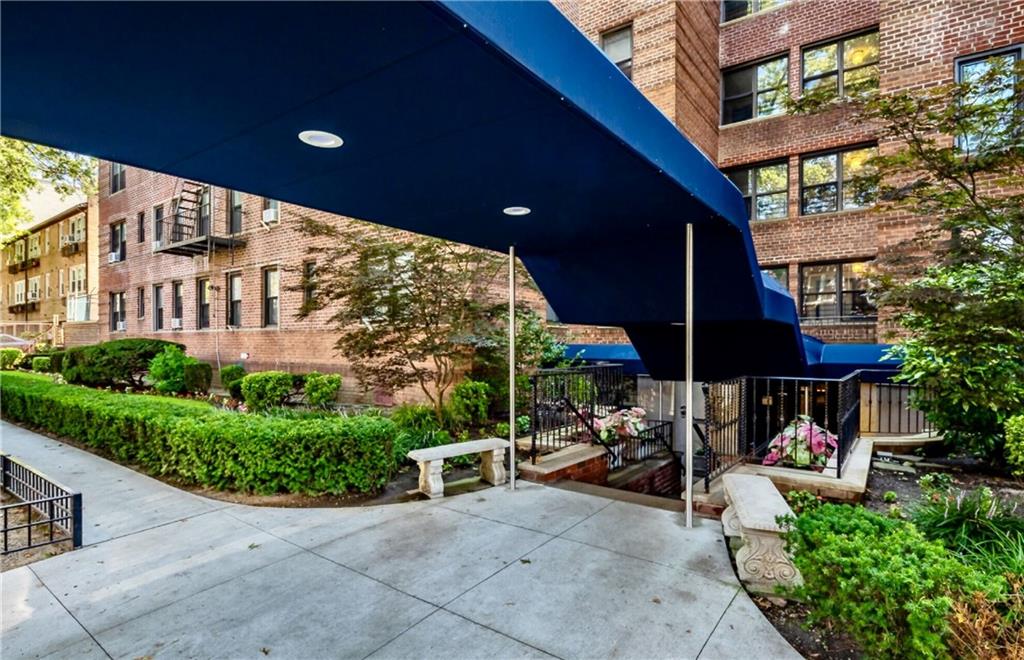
[[734, 529, 802, 592], [418, 460, 445, 498], [721, 505, 742, 538], [480, 447, 507, 486]]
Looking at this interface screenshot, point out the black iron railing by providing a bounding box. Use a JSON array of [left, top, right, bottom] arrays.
[[614, 419, 673, 470], [700, 372, 863, 490], [1, 454, 82, 554], [859, 373, 932, 436], [529, 364, 630, 461]]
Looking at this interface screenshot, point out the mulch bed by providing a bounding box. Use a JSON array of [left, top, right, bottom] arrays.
[[1, 490, 73, 572], [753, 597, 863, 659]]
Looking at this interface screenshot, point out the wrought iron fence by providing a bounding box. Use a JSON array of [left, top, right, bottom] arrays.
[[700, 372, 862, 490], [610, 420, 673, 471], [860, 377, 932, 436], [1, 454, 82, 554], [529, 364, 631, 462]]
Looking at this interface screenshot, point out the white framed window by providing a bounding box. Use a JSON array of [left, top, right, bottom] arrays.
[[28, 276, 40, 301], [69, 265, 86, 295], [28, 235, 40, 259], [58, 269, 66, 297], [44, 229, 51, 254], [70, 215, 86, 243], [14, 280, 26, 304], [45, 272, 51, 299], [13, 241, 25, 262]]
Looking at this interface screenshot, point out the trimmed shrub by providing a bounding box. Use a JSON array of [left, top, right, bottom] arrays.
[[783, 503, 1004, 659], [49, 351, 65, 373], [390, 403, 449, 463], [184, 362, 213, 394], [448, 379, 491, 428], [1007, 415, 1024, 477], [0, 371, 397, 494], [31, 356, 51, 372], [220, 364, 246, 399], [240, 371, 296, 412], [62, 338, 184, 387], [304, 371, 342, 408], [148, 345, 196, 394], [0, 348, 23, 370]]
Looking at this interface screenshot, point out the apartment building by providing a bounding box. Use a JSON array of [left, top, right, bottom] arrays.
[[564, 0, 1023, 344], [1, 199, 100, 345], [95, 166, 546, 403], [96, 0, 1023, 386]]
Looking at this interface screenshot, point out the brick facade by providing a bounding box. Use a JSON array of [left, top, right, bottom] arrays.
[[717, 0, 1023, 343], [1, 199, 100, 342]]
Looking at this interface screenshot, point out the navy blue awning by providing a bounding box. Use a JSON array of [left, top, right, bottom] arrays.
[[3, 1, 817, 379]]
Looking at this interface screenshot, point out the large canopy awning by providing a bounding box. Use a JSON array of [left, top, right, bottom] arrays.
[[2, 1, 810, 380]]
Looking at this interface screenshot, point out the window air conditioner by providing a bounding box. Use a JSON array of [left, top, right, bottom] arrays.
[[152, 240, 162, 251], [116, 321, 126, 331], [108, 252, 120, 264], [262, 208, 279, 226], [170, 318, 183, 330]]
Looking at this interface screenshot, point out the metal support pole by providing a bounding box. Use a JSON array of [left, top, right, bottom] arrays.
[[684, 223, 694, 528], [509, 245, 517, 491]]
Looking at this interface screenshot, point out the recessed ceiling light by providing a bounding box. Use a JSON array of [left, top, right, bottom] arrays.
[[298, 130, 344, 149], [503, 206, 531, 216]]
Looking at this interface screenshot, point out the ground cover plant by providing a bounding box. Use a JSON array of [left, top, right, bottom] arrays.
[[0, 371, 398, 495]]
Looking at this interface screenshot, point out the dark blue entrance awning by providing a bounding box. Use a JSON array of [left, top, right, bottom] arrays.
[[3, 1, 815, 380]]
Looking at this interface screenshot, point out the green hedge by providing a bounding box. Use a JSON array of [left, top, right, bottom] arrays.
[[63, 338, 185, 387], [0, 372, 397, 495], [184, 362, 213, 394], [782, 503, 1005, 659], [31, 356, 52, 372], [240, 371, 295, 411]]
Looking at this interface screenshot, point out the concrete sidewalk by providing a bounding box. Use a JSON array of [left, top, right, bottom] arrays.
[[0, 421, 799, 660]]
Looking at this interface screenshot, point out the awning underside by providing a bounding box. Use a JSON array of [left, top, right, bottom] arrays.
[[3, 1, 819, 379]]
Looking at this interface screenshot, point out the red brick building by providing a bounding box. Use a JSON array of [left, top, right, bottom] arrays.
[[96, 0, 1023, 390]]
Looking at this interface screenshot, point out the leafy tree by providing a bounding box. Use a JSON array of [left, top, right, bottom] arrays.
[[296, 217, 522, 420], [0, 138, 96, 237], [794, 59, 1024, 459]]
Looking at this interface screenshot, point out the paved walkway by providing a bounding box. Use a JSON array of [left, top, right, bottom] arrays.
[[1, 422, 799, 660]]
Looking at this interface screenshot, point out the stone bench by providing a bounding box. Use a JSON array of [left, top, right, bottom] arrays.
[[721, 474, 802, 593], [408, 438, 507, 499]]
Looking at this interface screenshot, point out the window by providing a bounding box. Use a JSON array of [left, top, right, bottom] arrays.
[[171, 281, 183, 322], [800, 261, 875, 319], [722, 0, 788, 22], [109, 292, 126, 331], [13, 240, 24, 262], [14, 281, 25, 304], [197, 278, 211, 329], [198, 186, 211, 236], [727, 161, 788, 221], [600, 26, 633, 79], [69, 265, 86, 295], [800, 145, 876, 215], [44, 272, 51, 299], [261, 198, 280, 226], [262, 267, 279, 327], [109, 222, 126, 261], [137, 211, 146, 243], [228, 190, 243, 234], [69, 215, 86, 243], [761, 266, 789, 288], [137, 287, 145, 318], [153, 284, 164, 331], [110, 163, 126, 194], [722, 56, 788, 124], [28, 235, 40, 259], [302, 261, 317, 306], [802, 31, 879, 97], [28, 276, 40, 301], [227, 273, 242, 327], [58, 269, 65, 297], [44, 230, 50, 254], [956, 46, 1022, 153]]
